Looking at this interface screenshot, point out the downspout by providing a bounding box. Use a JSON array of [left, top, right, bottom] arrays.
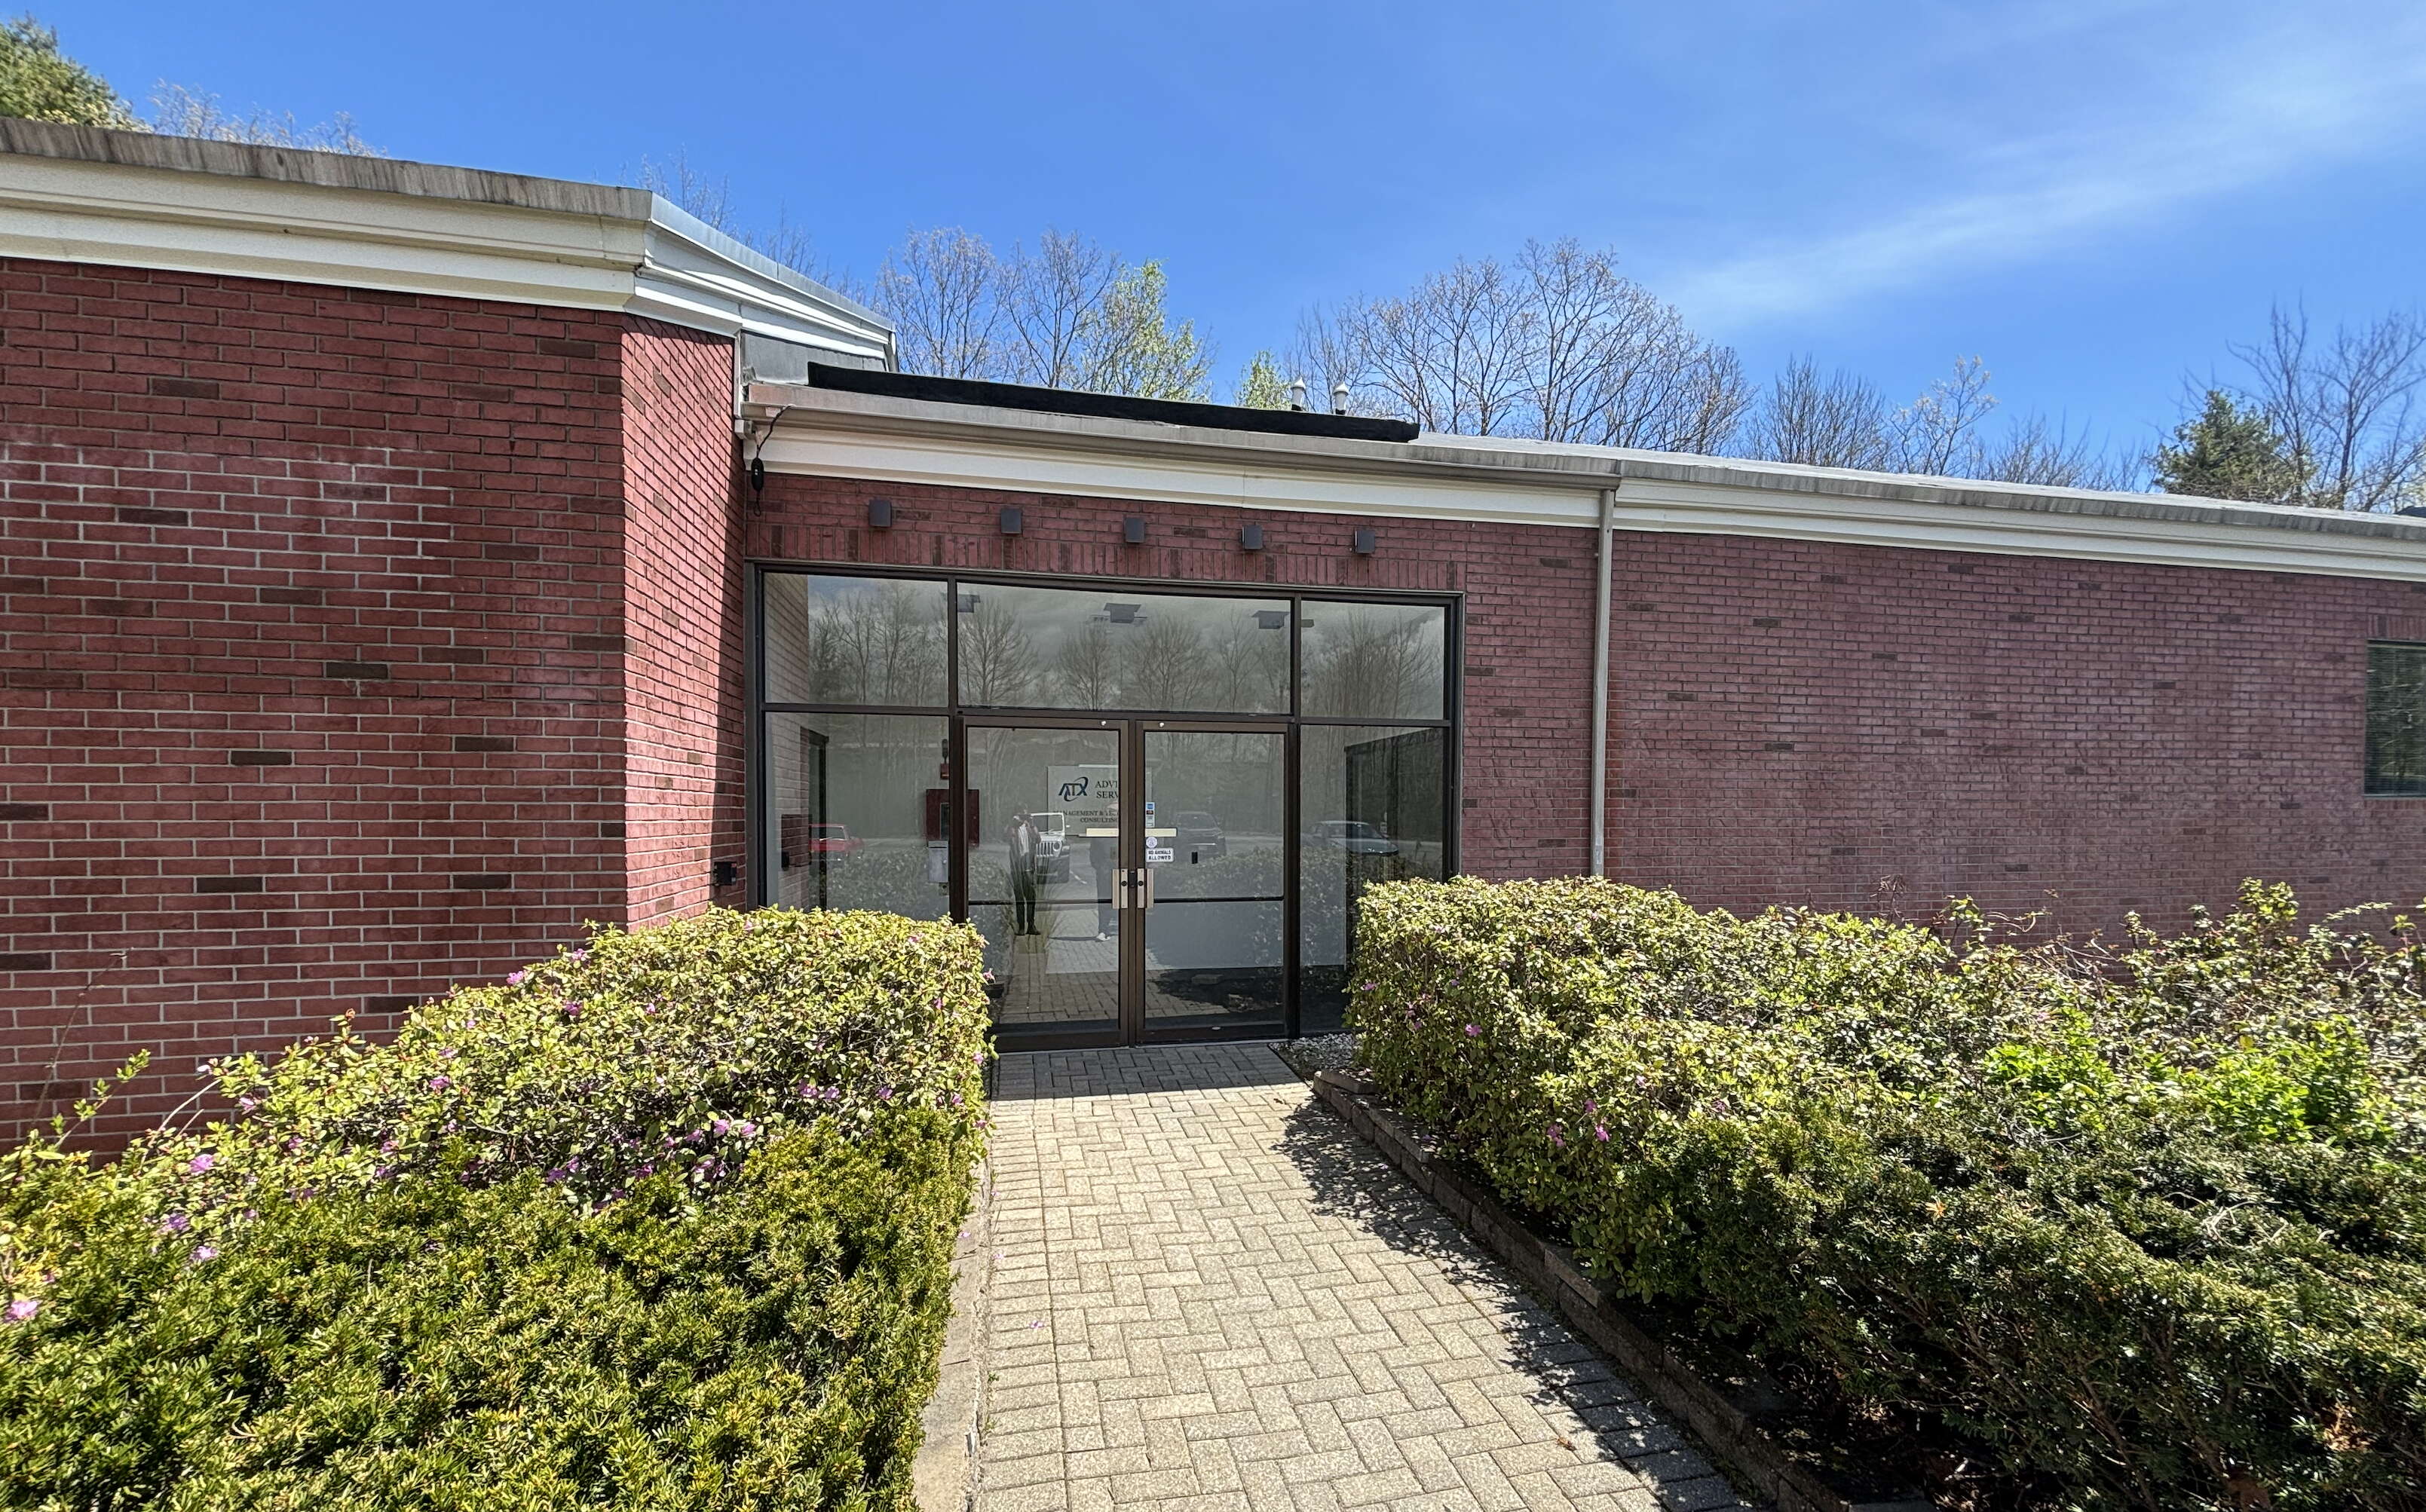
[[1589, 482, 1618, 877]]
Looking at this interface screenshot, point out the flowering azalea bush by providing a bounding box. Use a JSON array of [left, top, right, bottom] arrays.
[[0, 906, 989, 1510], [1353, 877, 2426, 1511]]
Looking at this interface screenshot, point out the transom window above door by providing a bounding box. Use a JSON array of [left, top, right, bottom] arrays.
[[955, 583, 1291, 714], [759, 569, 1453, 721]]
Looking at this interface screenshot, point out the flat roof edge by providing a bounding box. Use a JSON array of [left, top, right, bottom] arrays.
[[0, 118, 650, 219], [752, 382, 2426, 576]]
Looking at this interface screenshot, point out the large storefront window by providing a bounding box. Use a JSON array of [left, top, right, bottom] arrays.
[[1297, 724, 1448, 1033], [763, 713, 951, 920], [752, 568, 1457, 1042]]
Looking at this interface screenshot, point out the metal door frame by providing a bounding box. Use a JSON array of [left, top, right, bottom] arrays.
[[961, 715, 1292, 1048], [1133, 718, 1294, 1046]]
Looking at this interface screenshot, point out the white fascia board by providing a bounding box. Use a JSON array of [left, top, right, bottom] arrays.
[[757, 387, 2426, 583], [0, 148, 897, 364], [0, 151, 644, 309], [1609, 476, 2426, 582], [636, 222, 891, 360], [758, 417, 1607, 528]]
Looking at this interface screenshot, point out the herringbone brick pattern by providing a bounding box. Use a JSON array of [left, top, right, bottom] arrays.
[[978, 1044, 1751, 1511]]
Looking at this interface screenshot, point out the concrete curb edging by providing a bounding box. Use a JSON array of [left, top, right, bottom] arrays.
[[914, 1158, 992, 1512], [1305, 1070, 1933, 1512]]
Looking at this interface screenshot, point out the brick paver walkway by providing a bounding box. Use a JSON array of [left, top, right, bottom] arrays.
[[977, 1044, 1753, 1512]]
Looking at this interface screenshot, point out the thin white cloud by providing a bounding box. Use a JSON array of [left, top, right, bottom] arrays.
[[1666, 11, 2426, 329]]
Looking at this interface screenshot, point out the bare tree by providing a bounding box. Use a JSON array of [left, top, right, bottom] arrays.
[[1288, 240, 1747, 449], [1121, 616, 1211, 709], [639, 152, 841, 286], [1968, 414, 2140, 491], [2226, 305, 2426, 510], [956, 598, 1037, 705], [1517, 240, 1750, 451], [1054, 623, 1120, 707], [997, 231, 1121, 389], [1739, 357, 1897, 470], [1891, 356, 1999, 476], [1738, 354, 2135, 490], [150, 84, 381, 155], [878, 228, 1000, 381]]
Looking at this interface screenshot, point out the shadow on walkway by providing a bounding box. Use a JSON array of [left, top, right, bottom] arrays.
[[1273, 1088, 1661, 1452]]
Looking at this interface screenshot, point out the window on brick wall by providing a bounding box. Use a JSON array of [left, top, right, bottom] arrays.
[[2366, 643, 2426, 794]]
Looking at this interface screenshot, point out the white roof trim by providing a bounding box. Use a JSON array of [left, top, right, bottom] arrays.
[[751, 384, 2426, 583], [0, 122, 892, 363]]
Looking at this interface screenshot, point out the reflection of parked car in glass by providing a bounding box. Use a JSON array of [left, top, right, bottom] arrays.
[[1031, 811, 1071, 880], [1172, 810, 1226, 860], [804, 823, 865, 859], [1304, 819, 1398, 855]]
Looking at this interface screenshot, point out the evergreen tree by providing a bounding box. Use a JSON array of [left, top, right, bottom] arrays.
[[2152, 390, 2310, 503], [1233, 350, 1291, 409], [0, 16, 141, 129]]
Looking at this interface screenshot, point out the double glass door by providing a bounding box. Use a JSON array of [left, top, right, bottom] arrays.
[[962, 719, 1287, 1045]]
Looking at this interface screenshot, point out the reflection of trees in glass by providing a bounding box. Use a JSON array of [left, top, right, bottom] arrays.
[[802, 581, 944, 704], [1303, 608, 1442, 718], [1054, 622, 1120, 707], [1122, 614, 1209, 709], [957, 599, 1040, 705], [1202, 619, 1290, 713]]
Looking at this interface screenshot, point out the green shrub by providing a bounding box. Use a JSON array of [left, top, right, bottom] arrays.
[[1, 1111, 972, 1510], [1353, 877, 2426, 1510], [0, 905, 989, 1510], [135, 906, 989, 1234]]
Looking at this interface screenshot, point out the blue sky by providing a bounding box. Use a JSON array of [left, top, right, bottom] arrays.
[[51, 0, 2426, 460]]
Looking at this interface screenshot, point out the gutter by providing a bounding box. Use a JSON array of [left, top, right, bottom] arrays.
[[1591, 483, 1617, 877]]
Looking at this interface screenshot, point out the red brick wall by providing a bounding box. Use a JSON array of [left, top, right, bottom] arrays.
[[746, 473, 1598, 882], [749, 473, 2426, 934], [0, 257, 647, 1139], [618, 320, 746, 925], [1608, 534, 2426, 932]]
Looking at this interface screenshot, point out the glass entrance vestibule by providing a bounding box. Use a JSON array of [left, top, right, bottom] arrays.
[[749, 566, 1459, 1048]]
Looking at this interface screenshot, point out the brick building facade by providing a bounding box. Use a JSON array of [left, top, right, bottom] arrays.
[[7, 121, 2426, 1137]]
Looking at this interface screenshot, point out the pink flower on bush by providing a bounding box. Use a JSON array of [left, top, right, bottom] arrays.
[[1464, 1024, 1480, 1038], [185, 1153, 215, 1175], [189, 1246, 219, 1264], [159, 1211, 191, 1235], [427, 1075, 452, 1091], [236, 1096, 258, 1114], [5, 1299, 38, 1324], [1594, 1125, 1610, 1142], [507, 969, 529, 986]]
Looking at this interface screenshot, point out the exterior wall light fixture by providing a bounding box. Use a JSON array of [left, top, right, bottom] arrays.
[[999, 507, 1023, 536], [1352, 526, 1377, 556], [1123, 515, 1147, 544], [868, 497, 893, 528], [1240, 523, 1264, 551]]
